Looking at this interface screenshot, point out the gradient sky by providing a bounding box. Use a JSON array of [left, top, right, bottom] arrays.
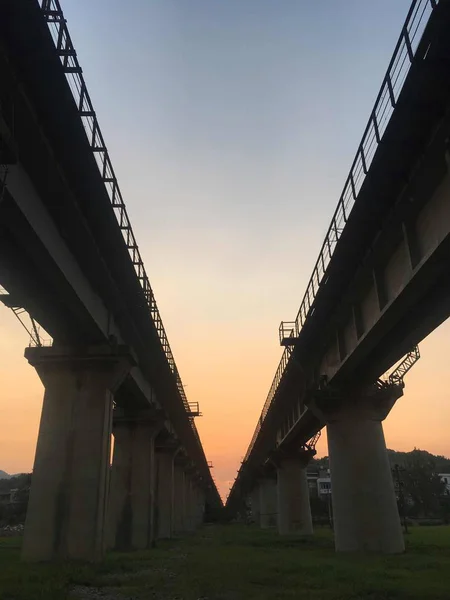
[[1, 0, 450, 500]]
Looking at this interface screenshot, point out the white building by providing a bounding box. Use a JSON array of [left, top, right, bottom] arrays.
[[317, 470, 332, 499], [439, 473, 450, 494]]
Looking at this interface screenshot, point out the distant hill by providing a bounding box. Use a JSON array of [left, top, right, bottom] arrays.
[[387, 449, 450, 472], [0, 473, 31, 493]]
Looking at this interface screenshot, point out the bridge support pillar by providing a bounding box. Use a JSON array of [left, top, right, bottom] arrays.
[[326, 394, 404, 553], [155, 447, 176, 539], [173, 464, 186, 534], [190, 483, 200, 529], [250, 486, 261, 524], [259, 477, 277, 528], [192, 486, 200, 527], [184, 475, 197, 532], [277, 453, 313, 535], [196, 488, 205, 526], [108, 412, 161, 551], [22, 344, 131, 562]]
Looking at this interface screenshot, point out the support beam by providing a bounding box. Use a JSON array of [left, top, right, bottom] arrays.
[[277, 452, 313, 535], [22, 344, 131, 562], [325, 389, 404, 553], [108, 411, 161, 551]]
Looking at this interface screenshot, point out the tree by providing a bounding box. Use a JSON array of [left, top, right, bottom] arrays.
[[402, 449, 445, 517], [311, 456, 329, 471], [0, 474, 31, 526]]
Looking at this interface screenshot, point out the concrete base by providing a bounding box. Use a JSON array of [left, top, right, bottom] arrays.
[[327, 405, 404, 553], [277, 457, 313, 535], [22, 345, 130, 562], [259, 478, 277, 528], [155, 450, 175, 539], [108, 418, 157, 550]]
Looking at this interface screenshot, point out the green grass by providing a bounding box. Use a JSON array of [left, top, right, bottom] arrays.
[[2, 525, 450, 599]]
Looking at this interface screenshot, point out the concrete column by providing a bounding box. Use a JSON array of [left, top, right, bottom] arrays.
[[326, 399, 404, 553], [173, 464, 186, 534], [190, 483, 199, 529], [155, 448, 175, 539], [250, 486, 260, 524], [198, 488, 205, 526], [259, 477, 277, 528], [192, 486, 199, 527], [108, 414, 159, 550], [22, 344, 131, 562], [184, 475, 196, 532], [192, 484, 204, 528], [277, 455, 313, 535]]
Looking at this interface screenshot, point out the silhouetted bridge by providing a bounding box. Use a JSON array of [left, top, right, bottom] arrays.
[[0, 0, 221, 561], [226, 0, 450, 554]]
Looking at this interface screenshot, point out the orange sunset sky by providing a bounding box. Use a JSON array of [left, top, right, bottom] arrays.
[[1, 0, 450, 501]]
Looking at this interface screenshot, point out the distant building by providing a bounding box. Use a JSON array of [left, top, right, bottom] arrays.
[[439, 473, 450, 494], [0, 490, 10, 504], [307, 468, 319, 497], [0, 488, 19, 504], [317, 470, 332, 499], [307, 468, 332, 499]]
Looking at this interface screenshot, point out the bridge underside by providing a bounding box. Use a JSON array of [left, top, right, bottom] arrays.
[[228, 0, 450, 554], [0, 0, 221, 560], [236, 0, 450, 475]]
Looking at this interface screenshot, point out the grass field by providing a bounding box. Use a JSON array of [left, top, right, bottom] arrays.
[[1, 525, 450, 599]]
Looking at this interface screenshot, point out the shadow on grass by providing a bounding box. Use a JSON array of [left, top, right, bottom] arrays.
[[1, 526, 450, 599]]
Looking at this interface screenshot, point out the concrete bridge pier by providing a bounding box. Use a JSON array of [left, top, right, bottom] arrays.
[[196, 487, 205, 526], [276, 451, 313, 536], [184, 474, 197, 532], [155, 444, 177, 539], [192, 486, 200, 527], [325, 392, 404, 553], [259, 477, 277, 528], [22, 344, 132, 562], [173, 460, 187, 534], [250, 486, 261, 524], [191, 484, 202, 528], [108, 410, 162, 551]]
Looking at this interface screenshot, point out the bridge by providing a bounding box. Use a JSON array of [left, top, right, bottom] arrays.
[[0, 0, 221, 561], [226, 0, 450, 553]]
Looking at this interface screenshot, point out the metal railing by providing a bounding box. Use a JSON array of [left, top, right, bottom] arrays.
[[278, 321, 296, 346], [242, 0, 438, 465], [290, 0, 437, 338], [187, 402, 202, 417], [243, 346, 293, 462], [39, 0, 198, 434]]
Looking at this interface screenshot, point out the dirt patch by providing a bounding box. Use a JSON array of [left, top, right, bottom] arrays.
[[69, 585, 136, 600]]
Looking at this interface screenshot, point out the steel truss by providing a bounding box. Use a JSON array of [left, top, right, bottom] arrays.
[[0, 286, 51, 347], [386, 345, 421, 387]]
